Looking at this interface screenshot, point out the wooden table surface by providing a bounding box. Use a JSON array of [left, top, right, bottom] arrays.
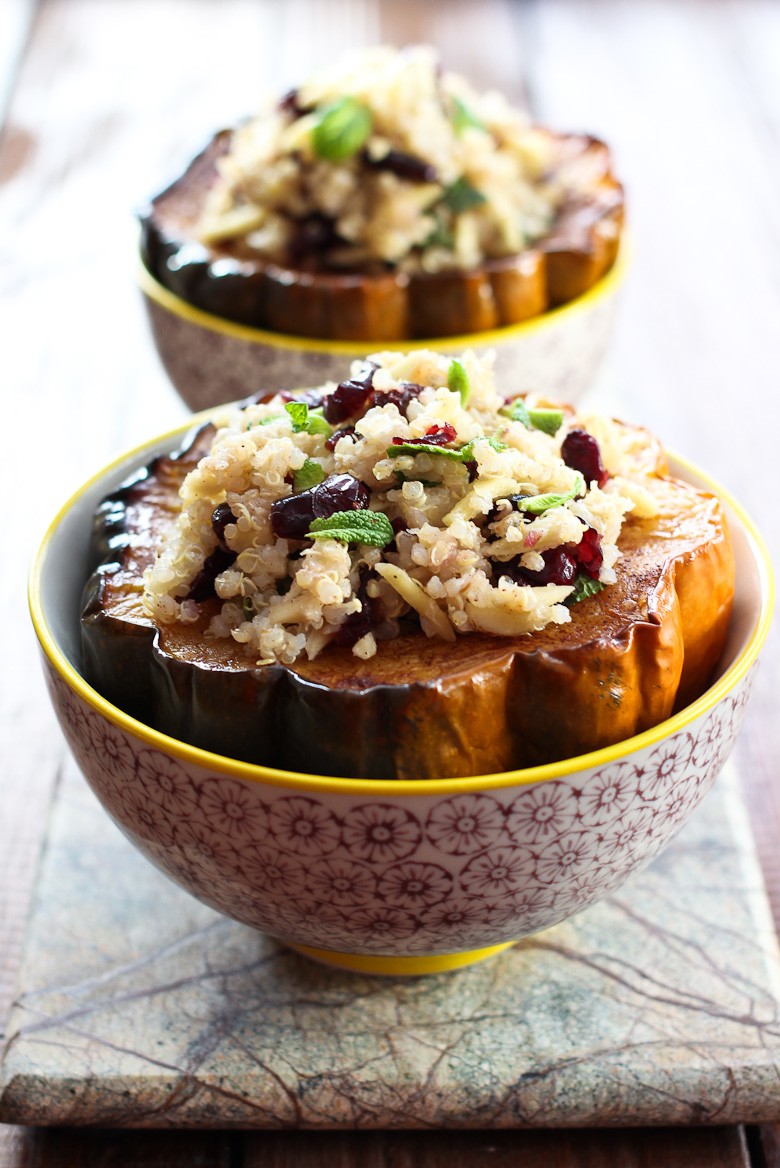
[[1, 0, 778, 1164]]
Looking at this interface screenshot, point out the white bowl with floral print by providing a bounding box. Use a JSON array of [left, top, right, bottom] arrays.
[[29, 426, 773, 975]]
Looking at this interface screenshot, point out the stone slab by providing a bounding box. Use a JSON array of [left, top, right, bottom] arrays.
[[2, 760, 780, 1129]]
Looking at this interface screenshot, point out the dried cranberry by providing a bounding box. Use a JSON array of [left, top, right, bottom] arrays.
[[331, 566, 377, 647], [577, 527, 603, 579], [325, 425, 356, 451], [498, 525, 602, 588], [278, 88, 304, 116], [369, 381, 424, 418], [392, 423, 457, 448], [323, 363, 377, 424], [561, 429, 608, 488], [186, 547, 237, 602], [288, 214, 340, 263], [211, 502, 235, 550], [270, 473, 370, 540], [363, 148, 438, 184]]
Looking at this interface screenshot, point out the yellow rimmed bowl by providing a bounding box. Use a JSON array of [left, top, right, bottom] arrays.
[[138, 244, 628, 413], [30, 419, 772, 976]]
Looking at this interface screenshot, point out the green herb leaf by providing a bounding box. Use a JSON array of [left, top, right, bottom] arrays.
[[285, 401, 310, 432], [447, 359, 470, 404], [503, 398, 531, 427], [388, 434, 507, 463], [458, 436, 508, 462], [528, 407, 564, 436], [308, 509, 395, 547], [515, 472, 585, 514], [501, 399, 563, 436], [306, 410, 333, 437], [285, 401, 333, 438], [424, 214, 454, 250], [387, 442, 464, 461], [442, 176, 487, 214], [312, 97, 372, 161], [294, 458, 325, 492], [451, 95, 485, 136], [566, 574, 606, 605]]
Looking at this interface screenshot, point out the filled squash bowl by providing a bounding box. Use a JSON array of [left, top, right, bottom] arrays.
[[140, 45, 625, 411], [30, 366, 772, 975]]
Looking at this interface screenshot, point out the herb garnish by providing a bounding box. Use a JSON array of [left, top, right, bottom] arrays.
[[566, 574, 606, 605], [502, 398, 564, 436], [293, 458, 326, 492], [451, 95, 485, 136], [442, 176, 487, 214], [514, 473, 585, 514], [447, 359, 470, 403], [308, 509, 395, 548], [312, 97, 372, 161], [285, 401, 333, 437]]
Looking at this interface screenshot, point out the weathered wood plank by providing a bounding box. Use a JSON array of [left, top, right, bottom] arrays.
[[242, 1127, 751, 1167]]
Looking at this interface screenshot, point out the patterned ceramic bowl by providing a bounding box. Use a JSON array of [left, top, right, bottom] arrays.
[[30, 422, 772, 975], [138, 244, 627, 413]]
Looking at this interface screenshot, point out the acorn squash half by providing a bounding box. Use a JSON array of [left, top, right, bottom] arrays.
[[139, 130, 623, 342], [81, 426, 734, 780]]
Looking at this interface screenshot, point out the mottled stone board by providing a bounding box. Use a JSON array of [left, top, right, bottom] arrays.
[[2, 761, 780, 1129]]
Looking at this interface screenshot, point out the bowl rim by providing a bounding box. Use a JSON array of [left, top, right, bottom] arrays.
[[30, 414, 774, 797], [137, 239, 629, 355]]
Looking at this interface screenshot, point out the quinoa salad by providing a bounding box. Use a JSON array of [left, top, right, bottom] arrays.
[[143, 351, 660, 666], [197, 45, 563, 274]]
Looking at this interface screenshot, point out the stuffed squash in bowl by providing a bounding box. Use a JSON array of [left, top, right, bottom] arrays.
[[31, 348, 772, 972], [81, 349, 733, 780], [139, 45, 625, 408]]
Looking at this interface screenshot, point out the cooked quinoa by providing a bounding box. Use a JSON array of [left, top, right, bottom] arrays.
[[142, 350, 659, 666], [196, 45, 561, 274]]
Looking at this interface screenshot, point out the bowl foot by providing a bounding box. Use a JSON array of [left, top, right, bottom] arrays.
[[285, 940, 516, 976]]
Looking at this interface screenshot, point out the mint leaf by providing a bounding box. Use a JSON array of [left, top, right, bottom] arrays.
[[388, 435, 506, 463], [424, 213, 454, 250], [308, 509, 395, 547], [306, 409, 333, 437], [503, 398, 531, 428], [459, 436, 508, 461], [451, 95, 485, 136], [566, 574, 606, 605], [285, 401, 333, 438], [312, 97, 372, 161], [447, 359, 470, 403], [387, 443, 464, 461], [442, 177, 487, 214], [294, 458, 325, 492], [516, 473, 585, 514], [501, 399, 563, 436], [528, 407, 564, 436], [285, 401, 309, 432]]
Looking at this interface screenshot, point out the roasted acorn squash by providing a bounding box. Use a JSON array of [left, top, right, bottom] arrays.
[[81, 424, 734, 780], [140, 128, 622, 342]]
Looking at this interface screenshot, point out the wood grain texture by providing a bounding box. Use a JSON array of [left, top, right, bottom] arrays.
[[1, 0, 778, 1163]]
